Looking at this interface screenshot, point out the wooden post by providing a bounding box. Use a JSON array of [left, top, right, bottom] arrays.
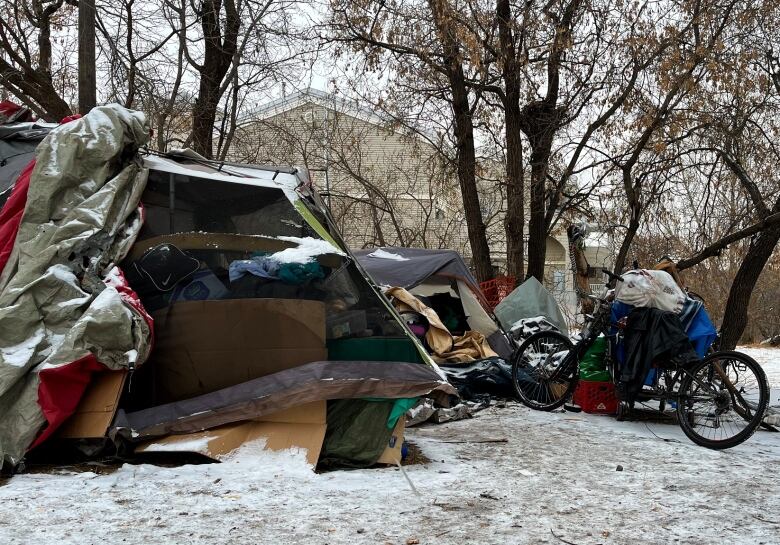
[[78, 0, 97, 114]]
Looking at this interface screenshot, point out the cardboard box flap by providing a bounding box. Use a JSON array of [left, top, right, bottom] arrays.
[[375, 416, 405, 465], [58, 371, 127, 439], [150, 298, 328, 402], [136, 400, 326, 466], [154, 299, 327, 349]]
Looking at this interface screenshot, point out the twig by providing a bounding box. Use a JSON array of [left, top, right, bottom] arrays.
[[752, 514, 780, 525], [550, 529, 581, 545]]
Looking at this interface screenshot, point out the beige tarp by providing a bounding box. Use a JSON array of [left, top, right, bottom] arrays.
[[386, 287, 497, 364], [0, 106, 151, 467]]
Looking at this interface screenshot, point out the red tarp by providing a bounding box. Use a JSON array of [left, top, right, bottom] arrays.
[[0, 160, 34, 274]]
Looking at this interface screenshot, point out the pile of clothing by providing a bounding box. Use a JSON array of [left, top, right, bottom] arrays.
[[385, 287, 497, 364]]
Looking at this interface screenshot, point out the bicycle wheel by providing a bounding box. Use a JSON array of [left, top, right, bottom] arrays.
[[677, 351, 769, 449], [512, 330, 577, 411]]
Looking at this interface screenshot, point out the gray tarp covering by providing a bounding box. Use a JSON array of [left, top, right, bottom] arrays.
[[494, 277, 569, 336], [119, 360, 456, 438], [0, 106, 151, 467], [354, 247, 485, 300]]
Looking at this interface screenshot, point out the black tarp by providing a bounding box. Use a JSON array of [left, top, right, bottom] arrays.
[[0, 122, 52, 208]]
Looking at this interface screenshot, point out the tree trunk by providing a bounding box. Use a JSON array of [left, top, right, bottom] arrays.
[[520, 106, 557, 283], [451, 70, 494, 282], [0, 67, 72, 121], [78, 0, 97, 113], [613, 215, 640, 274], [0, 0, 71, 120], [719, 225, 780, 349], [192, 82, 221, 158], [504, 106, 525, 281], [525, 155, 548, 281], [497, 0, 524, 281], [191, 0, 239, 159], [429, 0, 493, 281]]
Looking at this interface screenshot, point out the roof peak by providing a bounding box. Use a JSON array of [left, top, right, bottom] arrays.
[[239, 87, 388, 127]]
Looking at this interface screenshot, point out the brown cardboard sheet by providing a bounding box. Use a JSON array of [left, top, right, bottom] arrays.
[[58, 371, 127, 439], [149, 298, 327, 402], [376, 417, 405, 465], [136, 400, 327, 466]]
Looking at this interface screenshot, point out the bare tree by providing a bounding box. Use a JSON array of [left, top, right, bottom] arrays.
[[326, 0, 496, 280], [0, 0, 73, 120]]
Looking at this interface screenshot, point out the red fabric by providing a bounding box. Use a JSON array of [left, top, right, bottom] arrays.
[[29, 266, 152, 449], [29, 355, 105, 449], [0, 100, 33, 123], [106, 262, 155, 339], [0, 160, 34, 275], [60, 113, 82, 124], [0, 100, 22, 119]]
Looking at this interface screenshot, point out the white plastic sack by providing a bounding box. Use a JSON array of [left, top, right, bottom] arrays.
[[615, 269, 685, 313]]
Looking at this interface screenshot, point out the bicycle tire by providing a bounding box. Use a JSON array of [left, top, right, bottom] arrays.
[[676, 350, 770, 449], [511, 330, 578, 411]]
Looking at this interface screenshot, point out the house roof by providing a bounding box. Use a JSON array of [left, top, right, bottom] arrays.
[[239, 87, 388, 127]]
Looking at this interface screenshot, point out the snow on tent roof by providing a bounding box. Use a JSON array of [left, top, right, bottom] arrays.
[[142, 154, 303, 194]]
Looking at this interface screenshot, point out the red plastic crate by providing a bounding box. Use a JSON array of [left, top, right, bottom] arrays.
[[572, 380, 618, 415], [479, 276, 516, 310]]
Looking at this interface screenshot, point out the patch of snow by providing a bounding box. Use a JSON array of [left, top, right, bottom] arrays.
[[273, 236, 344, 264], [103, 266, 126, 289], [366, 248, 409, 261], [1, 346, 778, 545], [142, 436, 215, 454], [47, 264, 78, 285], [0, 326, 45, 367]]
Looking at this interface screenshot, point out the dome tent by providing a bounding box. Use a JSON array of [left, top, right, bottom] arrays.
[[0, 106, 453, 471]]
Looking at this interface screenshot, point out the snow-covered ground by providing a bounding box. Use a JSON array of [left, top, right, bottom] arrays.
[[1, 348, 779, 545]]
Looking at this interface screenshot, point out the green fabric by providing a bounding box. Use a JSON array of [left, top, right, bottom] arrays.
[[327, 337, 420, 363], [319, 399, 395, 469], [579, 336, 611, 382], [387, 397, 417, 428], [277, 261, 324, 284], [295, 200, 341, 248], [362, 397, 417, 428], [439, 305, 460, 331], [494, 276, 569, 336]]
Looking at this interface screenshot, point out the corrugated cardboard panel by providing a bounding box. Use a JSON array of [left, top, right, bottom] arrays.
[[150, 299, 327, 402], [58, 371, 127, 439], [375, 416, 405, 465], [136, 400, 326, 466]]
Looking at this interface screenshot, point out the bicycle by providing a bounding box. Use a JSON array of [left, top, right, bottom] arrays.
[[511, 269, 770, 449]]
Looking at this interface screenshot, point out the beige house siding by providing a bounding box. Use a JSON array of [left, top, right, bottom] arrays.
[[231, 95, 470, 254], [230, 90, 611, 302]]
